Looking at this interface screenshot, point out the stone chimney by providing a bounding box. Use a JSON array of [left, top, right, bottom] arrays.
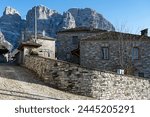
[[141, 28, 148, 36], [21, 31, 25, 42], [42, 30, 45, 37]]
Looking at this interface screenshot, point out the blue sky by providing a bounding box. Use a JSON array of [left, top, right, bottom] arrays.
[[0, 0, 150, 34]]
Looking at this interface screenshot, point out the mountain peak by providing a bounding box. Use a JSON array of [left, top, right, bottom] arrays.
[[68, 8, 115, 30], [0, 6, 115, 49], [3, 6, 20, 16], [27, 5, 56, 20]]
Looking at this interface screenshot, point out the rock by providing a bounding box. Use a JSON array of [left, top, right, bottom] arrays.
[[26, 6, 115, 37], [49, 13, 63, 37], [0, 31, 12, 51], [3, 6, 20, 15], [68, 8, 115, 31], [26, 5, 55, 33], [60, 11, 76, 30], [0, 6, 24, 49], [0, 5, 115, 49]]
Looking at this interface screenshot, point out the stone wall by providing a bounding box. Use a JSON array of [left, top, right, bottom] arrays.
[[80, 37, 150, 78], [57, 31, 105, 64], [36, 38, 55, 59], [24, 55, 150, 99]]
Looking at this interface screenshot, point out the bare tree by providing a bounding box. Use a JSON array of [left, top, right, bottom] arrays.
[[113, 24, 142, 75]]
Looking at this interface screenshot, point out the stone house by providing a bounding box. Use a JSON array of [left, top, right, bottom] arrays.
[[57, 27, 107, 64], [35, 36, 55, 59], [15, 34, 55, 64], [80, 30, 150, 78], [17, 40, 41, 64]]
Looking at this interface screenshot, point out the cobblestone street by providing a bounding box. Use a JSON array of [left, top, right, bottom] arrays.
[[0, 64, 91, 100]]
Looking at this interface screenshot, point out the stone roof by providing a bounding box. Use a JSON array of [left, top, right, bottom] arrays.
[[23, 33, 56, 42], [57, 27, 108, 33], [30, 35, 56, 41], [38, 36, 56, 41], [18, 41, 41, 50], [81, 31, 150, 41]]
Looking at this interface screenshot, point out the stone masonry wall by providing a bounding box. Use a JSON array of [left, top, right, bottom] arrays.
[[57, 31, 104, 64], [80, 39, 150, 78], [24, 55, 150, 99], [36, 38, 55, 59]]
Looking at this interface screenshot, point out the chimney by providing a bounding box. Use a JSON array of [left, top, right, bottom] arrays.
[[141, 28, 148, 36], [42, 30, 45, 37], [21, 31, 25, 42]]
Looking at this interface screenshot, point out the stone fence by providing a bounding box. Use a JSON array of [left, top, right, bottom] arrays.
[[24, 55, 150, 99]]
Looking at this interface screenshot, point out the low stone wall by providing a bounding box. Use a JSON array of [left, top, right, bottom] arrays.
[[24, 56, 150, 99]]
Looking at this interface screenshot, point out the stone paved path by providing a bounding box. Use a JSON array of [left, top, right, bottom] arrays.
[[0, 64, 92, 100]]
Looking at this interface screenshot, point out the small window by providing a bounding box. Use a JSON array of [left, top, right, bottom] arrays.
[[102, 47, 109, 60], [48, 51, 50, 57], [138, 72, 144, 77], [66, 53, 70, 60], [72, 36, 78, 45], [132, 47, 139, 60]]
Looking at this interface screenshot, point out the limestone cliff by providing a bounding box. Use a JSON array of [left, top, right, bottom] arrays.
[[0, 6, 24, 49], [0, 5, 115, 49], [0, 31, 12, 51]]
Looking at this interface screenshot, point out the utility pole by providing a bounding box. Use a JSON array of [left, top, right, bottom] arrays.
[[34, 6, 37, 42]]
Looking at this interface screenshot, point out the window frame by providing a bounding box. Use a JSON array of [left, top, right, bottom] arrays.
[[66, 53, 71, 60], [72, 36, 78, 45], [101, 47, 109, 60], [138, 72, 144, 77], [132, 47, 140, 60]]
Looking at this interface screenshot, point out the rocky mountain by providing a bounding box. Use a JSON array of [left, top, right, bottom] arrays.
[[0, 6, 24, 49], [26, 6, 55, 35], [68, 8, 115, 30], [0, 5, 115, 49], [26, 6, 76, 37], [60, 11, 76, 30], [0, 31, 12, 51]]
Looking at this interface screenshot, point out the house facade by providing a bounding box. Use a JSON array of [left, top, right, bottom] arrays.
[[57, 27, 107, 64], [35, 36, 55, 59], [17, 40, 41, 64], [14, 34, 56, 64], [80, 31, 150, 78]]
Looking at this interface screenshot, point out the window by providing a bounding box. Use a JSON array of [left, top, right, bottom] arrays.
[[66, 53, 71, 60], [48, 51, 50, 57], [102, 47, 109, 60], [39, 49, 51, 57], [72, 36, 78, 45], [138, 72, 144, 77], [132, 47, 139, 60]]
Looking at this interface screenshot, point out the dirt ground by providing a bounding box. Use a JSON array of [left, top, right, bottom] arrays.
[[0, 64, 92, 100]]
